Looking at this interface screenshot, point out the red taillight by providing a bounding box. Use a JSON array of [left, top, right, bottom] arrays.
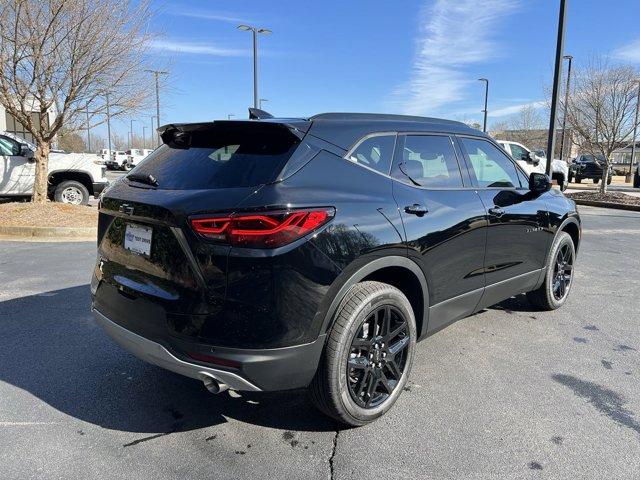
[[191, 208, 335, 248], [186, 351, 241, 368]]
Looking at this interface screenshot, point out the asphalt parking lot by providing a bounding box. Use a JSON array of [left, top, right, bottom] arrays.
[[1, 205, 639, 479]]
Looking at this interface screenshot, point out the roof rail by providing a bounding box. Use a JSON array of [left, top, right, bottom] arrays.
[[309, 112, 465, 126]]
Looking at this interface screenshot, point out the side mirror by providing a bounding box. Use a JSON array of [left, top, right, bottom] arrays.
[[529, 172, 551, 193], [527, 152, 540, 165], [20, 144, 35, 161]]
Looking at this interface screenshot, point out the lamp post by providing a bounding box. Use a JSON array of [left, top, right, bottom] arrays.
[[85, 106, 91, 152], [237, 25, 272, 109], [259, 98, 268, 110], [478, 78, 489, 133], [105, 93, 112, 156], [228, 114, 235, 120], [546, 0, 568, 176], [129, 119, 138, 148], [143, 125, 147, 149], [150, 115, 157, 147], [628, 80, 640, 181], [145, 69, 169, 146], [559, 55, 573, 161]]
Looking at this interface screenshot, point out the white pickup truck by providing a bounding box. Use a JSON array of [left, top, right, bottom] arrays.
[[0, 132, 108, 205], [497, 140, 569, 191]]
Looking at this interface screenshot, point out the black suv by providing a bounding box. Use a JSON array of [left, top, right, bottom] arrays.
[[92, 112, 581, 426]]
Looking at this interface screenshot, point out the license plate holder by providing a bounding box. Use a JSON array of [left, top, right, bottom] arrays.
[[124, 223, 152, 256]]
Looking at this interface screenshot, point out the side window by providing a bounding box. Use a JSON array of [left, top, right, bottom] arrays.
[[348, 134, 395, 175], [0, 135, 20, 156], [509, 143, 528, 162], [392, 135, 463, 188], [460, 137, 520, 188]]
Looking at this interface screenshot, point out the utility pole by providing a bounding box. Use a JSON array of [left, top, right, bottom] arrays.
[[105, 93, 112, 155], [628, 80, 640, 181], [478, 78, 489, 133], [559, 55, 573, 162], [237, 25, 272, 108], [546, 0, 568, 176], [145, 69, 169, 146]]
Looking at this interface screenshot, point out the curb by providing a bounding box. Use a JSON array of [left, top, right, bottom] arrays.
[[572, 200, 640, 212], [0, 225, 97, 241]]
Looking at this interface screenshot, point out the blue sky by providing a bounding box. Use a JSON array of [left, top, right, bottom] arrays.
[[103, 0, 640, 140]]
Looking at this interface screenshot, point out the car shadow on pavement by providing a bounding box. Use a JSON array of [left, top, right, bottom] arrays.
[[0, 285, 339, 434], [489, 294, 539, 313]]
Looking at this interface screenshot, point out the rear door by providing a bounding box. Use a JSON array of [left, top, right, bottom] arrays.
[[391, 133, 487, 335], [457, 136, 551, 307]]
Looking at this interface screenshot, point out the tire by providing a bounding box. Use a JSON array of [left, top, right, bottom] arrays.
[[526, 232, 575, 311], [575, 175, 582, 183], [568, 172, 573, 183], [607, 176, 612, 185], [308, 281, 417, 426], [594, 177, 599, 184], [633, 173, 640, 188], [558, 176, 566, 191], [53, 180, 90, 205]]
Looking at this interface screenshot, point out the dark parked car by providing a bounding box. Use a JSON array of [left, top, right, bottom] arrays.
[[569, 154, 612, 184], [91, 111, 581, 426]]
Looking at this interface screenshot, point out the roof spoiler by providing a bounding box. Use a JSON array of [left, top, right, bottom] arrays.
[[248, 108, 273, 120]]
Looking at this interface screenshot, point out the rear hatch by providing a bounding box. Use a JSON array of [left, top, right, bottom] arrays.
[[92, 120, 308, 344]]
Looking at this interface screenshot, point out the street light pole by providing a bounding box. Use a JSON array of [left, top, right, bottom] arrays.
[[237, 25, 272, 109], [259, 98, 268, 110], [129, 119, 138, 148], [145, 69, 169, 146], [546, 0, 568, 177], [105, 93, 112, 155], [628, 80, 640, 179], [86, 106, 91, 152], [559, 55, 573, 161], [227, 114, 235, 120], [143, 125, 147, 149], [478, 78, 489, 133]]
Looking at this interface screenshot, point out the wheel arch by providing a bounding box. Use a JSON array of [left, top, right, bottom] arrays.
[[48, 170, 94, 196], [319, 256, 429, 340], [558, 216, 581, 254]]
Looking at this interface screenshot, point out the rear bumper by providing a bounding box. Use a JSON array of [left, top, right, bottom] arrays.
[[92, 308, 326, 391]]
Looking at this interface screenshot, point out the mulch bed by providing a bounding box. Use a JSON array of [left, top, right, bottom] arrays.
[[0, 202, 97, 227], [566, 191, 640, 206]]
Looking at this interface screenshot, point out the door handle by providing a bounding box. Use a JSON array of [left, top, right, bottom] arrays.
[[488, 206, 505, 217], [404, 204, 428, 217]]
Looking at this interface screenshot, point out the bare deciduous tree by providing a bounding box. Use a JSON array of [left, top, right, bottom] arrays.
[[563, 58, 640, 193], [0, 0, 154, 203], [491, 105, 548, 149], [57, 128, 86, 153]]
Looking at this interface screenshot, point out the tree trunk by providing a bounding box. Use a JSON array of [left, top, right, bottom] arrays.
[[600, 164, 609, 195], [31, 141, 51, 204]]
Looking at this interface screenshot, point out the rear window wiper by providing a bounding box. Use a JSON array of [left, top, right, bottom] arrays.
[[127, 173, 158, 187]]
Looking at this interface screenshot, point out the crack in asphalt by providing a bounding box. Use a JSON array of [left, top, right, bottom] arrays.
[[329, 430, 339, 480]]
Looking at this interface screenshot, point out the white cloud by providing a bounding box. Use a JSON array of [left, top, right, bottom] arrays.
[[613, 39, 640, 63], [392, 0, 520, 115], [149, 39, 249, 57], [170, 10, 252, 24], [489, 100, 546, 117]]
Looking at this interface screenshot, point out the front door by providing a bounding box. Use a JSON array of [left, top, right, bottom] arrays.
[[391, 133, 488, 335], [0, 135, 32, 195], [457, 136, 552, 308]]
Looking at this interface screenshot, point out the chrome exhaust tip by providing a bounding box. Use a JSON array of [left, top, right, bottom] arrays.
[[200, 372, 229, 394]]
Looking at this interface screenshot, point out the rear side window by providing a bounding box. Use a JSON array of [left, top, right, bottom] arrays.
[[392, 135, 463, 188], [348, 134, 395, 175], [460, 137, 520, 188], [130, 124, 300, 190]]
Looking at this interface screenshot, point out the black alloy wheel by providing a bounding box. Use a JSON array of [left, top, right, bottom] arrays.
[[552, 243, 573, 301], [347, 305, 410, 408], [308, 281, 416, 426]]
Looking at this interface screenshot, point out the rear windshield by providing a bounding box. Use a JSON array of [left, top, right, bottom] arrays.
[[129, 123, 300, 189]]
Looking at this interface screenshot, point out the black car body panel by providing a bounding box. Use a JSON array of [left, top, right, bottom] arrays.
[[92, 113, 580, 392]]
